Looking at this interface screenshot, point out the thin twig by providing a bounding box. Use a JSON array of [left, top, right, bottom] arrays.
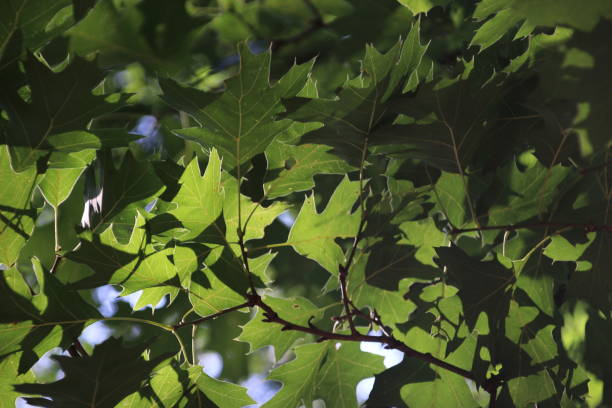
[[579, 159, 610, 175], [192, 325, 197, 366], [450, 221, 612, 235], [66, 344, 80, 358], [49, 254, 62, 275], [173, 300, 254, 329], [338, 264, 358, 335], [337, 213, 367, 335]]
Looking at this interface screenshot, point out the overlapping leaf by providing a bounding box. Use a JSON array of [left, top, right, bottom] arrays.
[[0, 260, 100, 372], [371, 62, 510, 173], [0, 147, 38, 266], [0, 0, 75, 60], [67, 212, 177, 294], [92, 152, 165, 242], [316, 342, 384, 408], [0, 54, 125, 170], [436, 246, 514, 332], [287, 21, 429, 164], [16, 337, 170, 407], [160, 44, 314, 172], [264, 121, 355, 199]]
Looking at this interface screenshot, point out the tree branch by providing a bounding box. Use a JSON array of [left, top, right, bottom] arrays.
[[248, 293, 480, 385], [450, 221, 612, 235]]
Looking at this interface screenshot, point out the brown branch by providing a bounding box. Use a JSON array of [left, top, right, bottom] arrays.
[[335, 134, 370, 334], [579, 159, 610, 175], [171, 271, 498, 398], [338, 263, 358, 335], [450, 221, 612, 235], [237, 228, 258, 295], [73, 339, 88, 357], [66, 344, 80, 358], [484, 374, 502, 408], [248, 293, 480, 385], [67, 339, 88, 358], [173, 300, 254, 330]]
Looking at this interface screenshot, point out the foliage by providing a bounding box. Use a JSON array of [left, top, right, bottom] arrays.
[[0, 0, 611, 407]]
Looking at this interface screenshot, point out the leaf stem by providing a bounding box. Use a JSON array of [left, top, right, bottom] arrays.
[[99, 316, 174, 332], [192, 325, 197, 366], [49, 254, 62, 275], [53, 206, 60, 253], [173, 300, 253, 329], [172, 328, 191, 365]]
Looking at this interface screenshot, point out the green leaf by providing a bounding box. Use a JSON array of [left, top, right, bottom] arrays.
[[238, 296, 324, 361], [316, 342, 385, 408], [471, 9, 522, 51], [222, 174, 291, 245], [515, 253, 559, 316], [189, 250, 274, 316], [0, 261, 100, 372], [371, 68, 508, 173], [264, 122, 355, 199], [287, 33, 428, 164], [0, 146, 38, 266], [93, 152, 165, 242], [399, 217, 447, 267], [0, 0, 73, 59], [349, 248, 417, 328], [133, 286, 179, 311], [396, 0, 450, 14], [584, 312, 612, 406], [566, 232, 612, 311], [400, 335, 479, 407], [67, 0, 181, 73], [503, 302, 558, 368], [504, 371, 558, 407], [16, 337, 171, 407], [0, 54, 124, 171], [37, 149, 95, 208], [169, 149, 224, 240], [262, 342, 329, 408], [188, 366, 255, 408], [485, 155, 571, 228], [509, 0, 611, 31], [46, 129, 142, 152], [368, 357, 437, 408], [149, 360, 188, 408], [68, 212, 177, 293], [436, 246, 514, 331], [287, 176, 361, 274], [160, 45, 313, 172], [0, 352, 36, 408]]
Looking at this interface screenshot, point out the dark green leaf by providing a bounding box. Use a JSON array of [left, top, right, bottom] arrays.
[[16, 337, 170, 407]]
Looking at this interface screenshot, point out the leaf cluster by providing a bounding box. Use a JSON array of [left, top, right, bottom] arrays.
[[1, 0, 611, 407]]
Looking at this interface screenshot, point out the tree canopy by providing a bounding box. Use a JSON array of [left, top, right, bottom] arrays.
[[1, 0, 611, 406]]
